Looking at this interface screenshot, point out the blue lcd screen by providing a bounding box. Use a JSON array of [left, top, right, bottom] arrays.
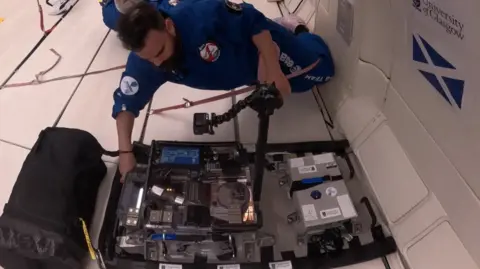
[[160, 147, 200, 165]]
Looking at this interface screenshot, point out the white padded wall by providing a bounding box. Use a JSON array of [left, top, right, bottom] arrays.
[[316, 0, 480, 267], [355, 122, 428, 223], [390, 0, 480, 206], [358, 0, 394, 77], [406, 221, 478, 269], [313, 0, 366, 117], [334, 61, 388, 143], [383, 85, 480, 266]]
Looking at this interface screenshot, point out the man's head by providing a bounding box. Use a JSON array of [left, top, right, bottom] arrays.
[[117, 2, 179, 69]]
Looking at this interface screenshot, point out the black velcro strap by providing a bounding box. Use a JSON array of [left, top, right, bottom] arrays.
[[280, 251, 295, 261], [194, 253, 208, 269], [260, 246, 274, 264]]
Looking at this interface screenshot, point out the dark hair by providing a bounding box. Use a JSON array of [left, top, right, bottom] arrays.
[[116, 2, 166, 51]]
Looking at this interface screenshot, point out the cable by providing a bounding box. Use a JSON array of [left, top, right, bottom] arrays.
[[209, 98, 251, 127]]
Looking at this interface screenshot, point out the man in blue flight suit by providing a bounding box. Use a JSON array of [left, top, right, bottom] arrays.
[[112, 1, 335, 177]]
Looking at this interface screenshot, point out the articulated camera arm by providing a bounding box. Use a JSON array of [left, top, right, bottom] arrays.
[[192, 83, 283, 202], [193, 83, 283, 135]]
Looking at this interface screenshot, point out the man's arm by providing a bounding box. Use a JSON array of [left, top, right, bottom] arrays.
[[113, 52, 166, 153], [218, 2, 291, 95], [252, 30, 282, 78], [116, 111, 135, 152], [253, 30, 291, 95]]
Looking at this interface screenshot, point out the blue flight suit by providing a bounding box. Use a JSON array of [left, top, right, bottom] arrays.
[[111, 0, 335, 119]]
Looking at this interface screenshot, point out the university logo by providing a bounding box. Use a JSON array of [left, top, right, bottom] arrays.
[[413, 34, 464, 108], [412, 0, 465, 40]]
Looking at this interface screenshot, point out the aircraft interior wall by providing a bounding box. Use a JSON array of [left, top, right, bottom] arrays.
[[305, 0, 480, 268]]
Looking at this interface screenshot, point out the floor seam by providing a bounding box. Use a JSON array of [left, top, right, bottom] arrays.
[[0, 139, 31, 150], [0, 0, 81, 90], [53, 30, 111, 127]]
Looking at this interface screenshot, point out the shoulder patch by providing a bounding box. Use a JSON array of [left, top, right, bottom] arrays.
[[225, 0, 242, 13], [120, 76, 139, 96], [168, 0, 179, 6]]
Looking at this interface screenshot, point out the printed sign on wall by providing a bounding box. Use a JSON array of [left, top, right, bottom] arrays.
[[409, 0, 470, 109], [412, 34, 464, 108]]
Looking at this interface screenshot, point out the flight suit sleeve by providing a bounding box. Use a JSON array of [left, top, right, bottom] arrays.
[[218, 1, 271, 39], [112, 52, 166, 119]]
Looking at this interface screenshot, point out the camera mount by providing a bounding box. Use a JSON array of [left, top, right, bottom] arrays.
[[193, 83, 283, 202]]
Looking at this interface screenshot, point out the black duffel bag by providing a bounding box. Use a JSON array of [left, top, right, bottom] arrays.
[[0, 127, 117, 269]]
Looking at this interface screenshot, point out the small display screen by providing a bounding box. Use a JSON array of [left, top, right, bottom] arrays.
[[160, 147, 200, 165]]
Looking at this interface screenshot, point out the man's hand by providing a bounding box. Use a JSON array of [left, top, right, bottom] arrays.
[[269, 70, 291, 97], [119, 152, 136, 183]]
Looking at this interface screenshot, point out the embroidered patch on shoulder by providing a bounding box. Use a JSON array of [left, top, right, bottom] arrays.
[[199, 42, 221, 62], [168, 0, 179, 6], [225, 0, 242, 13], [120, 76, 139, 96]]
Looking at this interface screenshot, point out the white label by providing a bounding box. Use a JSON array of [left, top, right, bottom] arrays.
[[269, 260, 292, 269], [319, 208, 342, 219], [325, 187, 338, 197], [301, 204, 318, 221], [217, 264, 240, 269], [337, 194, 357, 219], [120, 76, 139, 95], [289, 157, 304, 168], [174, 196, 185, 204], [159, 264, 182, 269], [151, 186, 164, 196], [298, 165, 317, 174], [313, 153, 335, 164]]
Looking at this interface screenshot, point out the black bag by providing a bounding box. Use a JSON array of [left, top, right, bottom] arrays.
[[0, 127, 116, 269]]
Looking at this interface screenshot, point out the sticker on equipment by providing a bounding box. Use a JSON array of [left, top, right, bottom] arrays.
[[298, 165, 317, 174], [174, 196, 185, 204], [289, 157, 304, 168], [217, 264, 240, 269], [301, 204, 318, 221], [325, 187, 338, 197], [120, 76, 139, 96], [159, 264, 182, 269], [319, 208, 341, 219], [269, 260, 292, 269]]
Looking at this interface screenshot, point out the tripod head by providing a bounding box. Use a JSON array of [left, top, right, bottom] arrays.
[[193, 83, 283, 135]]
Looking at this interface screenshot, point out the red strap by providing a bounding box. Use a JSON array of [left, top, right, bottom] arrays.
[[37, 0, 57, 34], [150, 59, 321, 115]]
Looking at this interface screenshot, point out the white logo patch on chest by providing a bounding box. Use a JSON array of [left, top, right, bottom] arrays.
[[199, 42, 221, 62], [120, 76, 139, 96]]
